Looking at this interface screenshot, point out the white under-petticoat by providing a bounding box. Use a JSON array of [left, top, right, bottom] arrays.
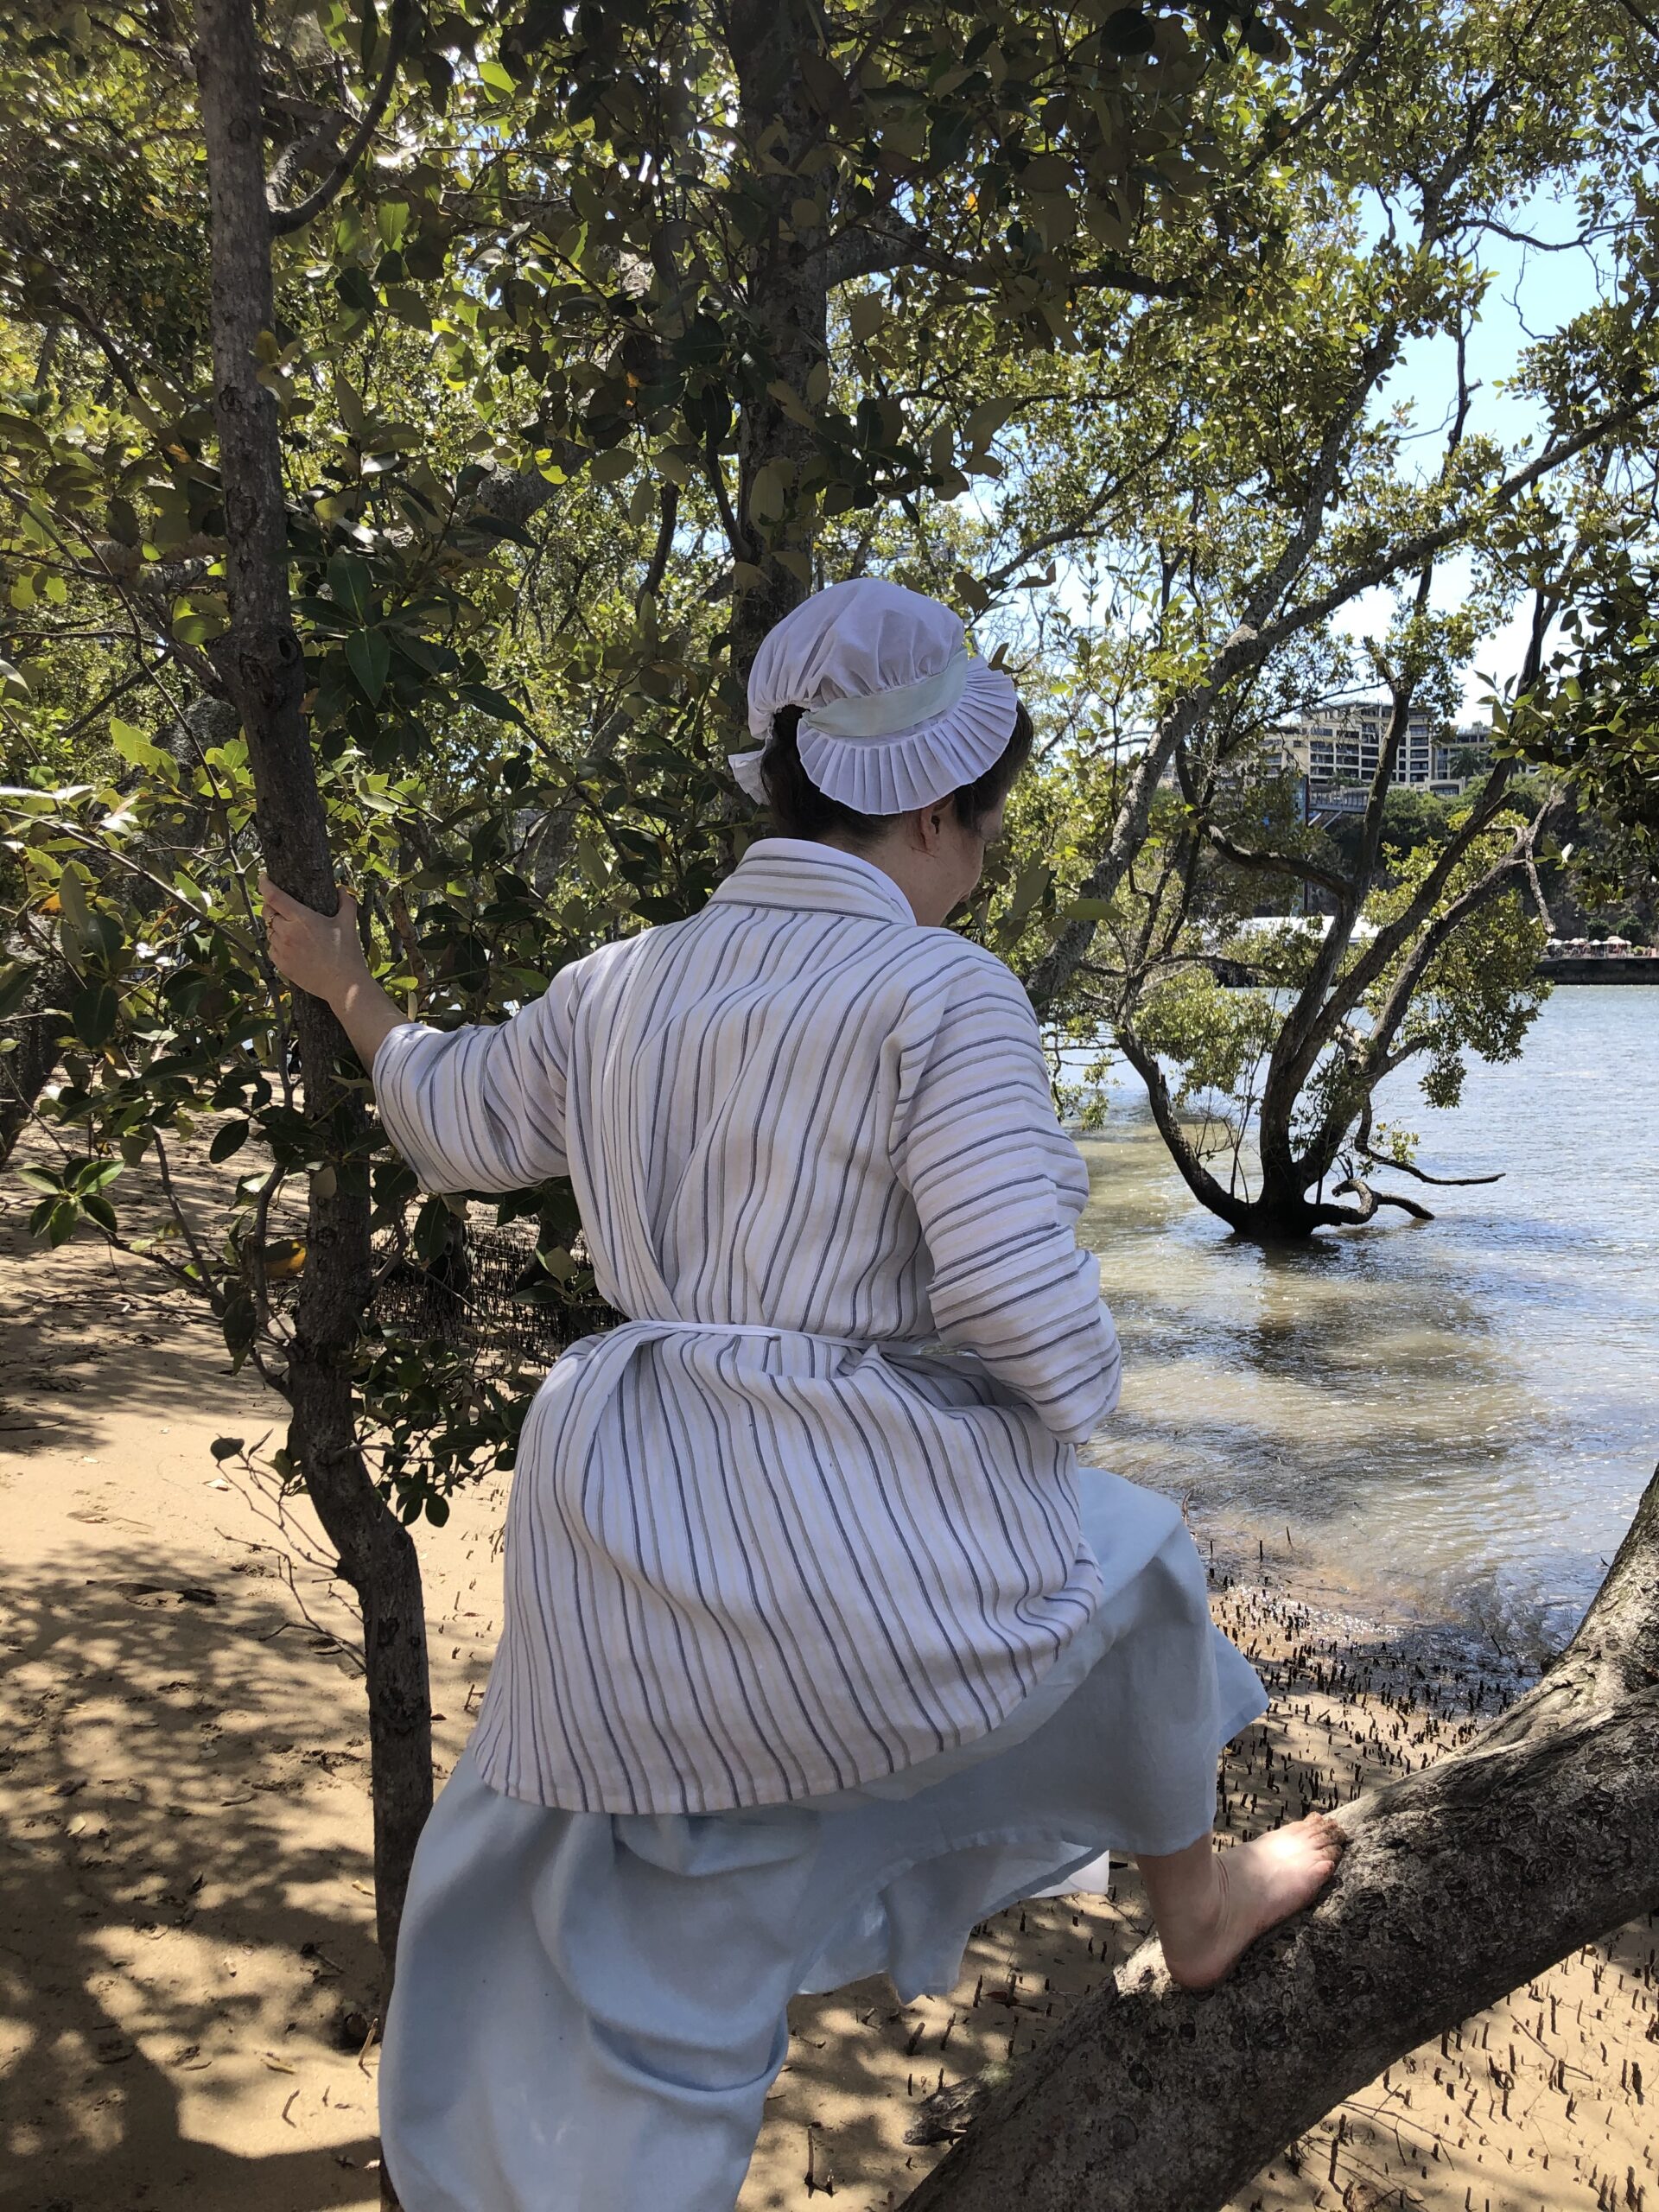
[[379, 1471, 1266, 2212]]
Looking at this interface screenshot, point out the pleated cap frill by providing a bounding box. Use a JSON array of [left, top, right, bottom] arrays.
[[732, 576, 1019, 815]]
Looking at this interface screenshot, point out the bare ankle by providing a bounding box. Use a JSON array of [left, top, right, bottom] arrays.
[[1135, 1832, 1224, 1947]]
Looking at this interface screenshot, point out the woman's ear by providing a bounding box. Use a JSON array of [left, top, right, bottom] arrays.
[[909, 801, 948, 852]]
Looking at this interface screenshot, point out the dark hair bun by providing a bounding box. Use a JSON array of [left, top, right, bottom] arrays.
[[759, 702, 1033, 842]]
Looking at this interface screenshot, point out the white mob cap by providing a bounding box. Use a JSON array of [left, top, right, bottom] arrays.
[[732, 577, 1020, 815]]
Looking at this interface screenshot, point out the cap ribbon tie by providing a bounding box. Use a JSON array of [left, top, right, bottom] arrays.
[[800, 649, 970, 741]]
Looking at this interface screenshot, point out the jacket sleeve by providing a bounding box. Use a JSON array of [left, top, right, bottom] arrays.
[[890, 948, 1122, 1447], [372, 963, 577, 1194]]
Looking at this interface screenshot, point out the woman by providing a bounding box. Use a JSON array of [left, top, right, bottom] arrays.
[[263, 579, 1341, 2212]]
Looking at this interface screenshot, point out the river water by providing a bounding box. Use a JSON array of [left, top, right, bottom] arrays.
[[1074, 986, 1658, 1661]]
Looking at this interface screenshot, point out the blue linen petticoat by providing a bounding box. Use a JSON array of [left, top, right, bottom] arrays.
[[380, 1471, 1266, 2212]]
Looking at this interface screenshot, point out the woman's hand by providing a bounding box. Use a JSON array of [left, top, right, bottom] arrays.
[[260, 873, 371, 1007], [259, 871, 409, 1073]]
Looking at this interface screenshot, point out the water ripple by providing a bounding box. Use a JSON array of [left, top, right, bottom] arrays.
[[1076, 985, 1659, 1656]]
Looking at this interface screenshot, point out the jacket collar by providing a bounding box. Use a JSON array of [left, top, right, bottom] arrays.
[[708, 838, 916, 927]]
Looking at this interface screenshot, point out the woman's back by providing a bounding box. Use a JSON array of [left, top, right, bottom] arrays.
[[569, 838, 1090, 1344], [374, 840, 1124, 1816]]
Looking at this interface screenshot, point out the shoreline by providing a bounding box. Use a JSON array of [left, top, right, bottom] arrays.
[[1193, 1514, 1548, 1706]]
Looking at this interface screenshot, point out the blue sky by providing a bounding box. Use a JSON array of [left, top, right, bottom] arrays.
[[1338, 186, 1608, 716]]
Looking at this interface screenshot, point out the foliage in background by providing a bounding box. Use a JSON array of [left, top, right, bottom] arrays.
[[2, 0, 1659, 1506]]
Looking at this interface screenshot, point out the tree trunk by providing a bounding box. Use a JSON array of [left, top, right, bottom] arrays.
[[0, 950, 73, 1166], [194, 0, 431, 1982], [727, 0, 828, 677], [903, 1466, 1659, 2212]]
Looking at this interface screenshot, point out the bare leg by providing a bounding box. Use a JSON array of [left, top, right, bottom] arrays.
[[1135, 1815, 1344, 1991]]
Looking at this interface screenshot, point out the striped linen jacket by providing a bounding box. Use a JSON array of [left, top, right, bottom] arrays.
[[373, 838, 1124, 1813]]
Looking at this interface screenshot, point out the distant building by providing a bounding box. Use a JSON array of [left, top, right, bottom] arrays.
[[1282, 703, 1491, 798], [1170, 707, 1493, 806]]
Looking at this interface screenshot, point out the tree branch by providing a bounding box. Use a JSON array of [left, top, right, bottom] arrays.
[[1356, 1146, 1503, 1186], [826, 213, 1197, 302], [267, 0, 414, 235], [1329, 1173, 1435, 1222], [903, 1469, 1659, 2212], [1113, 1022, 1248, 1229], [1024, 330, 1404, 1014], [639, 481, 679, 603], [1201, 824, 1352, 902], [1264, 391, 1659, 655]]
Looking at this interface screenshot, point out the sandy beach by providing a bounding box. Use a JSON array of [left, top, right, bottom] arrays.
[[3, 1173, 1654, 2212]]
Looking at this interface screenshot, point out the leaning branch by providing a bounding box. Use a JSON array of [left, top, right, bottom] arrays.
[[1113, 1022, 1247, 1229], [1201, 824, 1352, 903], [905, 1468, 1659, 2212], [1262, 392, 1659, 658]]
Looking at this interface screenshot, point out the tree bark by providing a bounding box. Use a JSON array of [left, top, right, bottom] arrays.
[[0, 950, 73, 1166], [904, 1467, 1659, 2212], [725, 0, 829, 677], [194, 0, 431, 1981]]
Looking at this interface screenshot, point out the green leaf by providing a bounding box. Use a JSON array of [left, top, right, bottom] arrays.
[[346, 627, 391, 704], [424, 1494, 451, 1527], [80, 1192, 118, 1235], [847, 294, 887, 344], [327, 550, 374, 624], [0, 959, 35, 1020], [56, 863, 91, 943], [75, 1160, 123, 1194], [44, 1198, 79, 1247], [384, 631, 442, 678], [454, 512, 536, 546], [82, 912, 123, 963], [69, 982, 118, 1049], [457, 682, 531, 731], [221, 1289, 257, 1365], [210, 1435, 245, 1461], [964, 397, 1021, 448], [748, 461, 789, 523], [1003, 862, 1052, 927], [1101, 9, 1157, 56], [15, 1165, 61, 1196], [209, 1118, 250, 1162], [111, 718, 172, 775]]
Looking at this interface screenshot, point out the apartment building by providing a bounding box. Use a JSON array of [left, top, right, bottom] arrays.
[[1287, 702, 1488, 795]]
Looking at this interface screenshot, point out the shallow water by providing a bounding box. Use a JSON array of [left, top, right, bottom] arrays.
[[1073, 985, 1658, 1659]]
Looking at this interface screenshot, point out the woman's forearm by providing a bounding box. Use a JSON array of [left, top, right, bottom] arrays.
[[327, 971, 409, 1075]]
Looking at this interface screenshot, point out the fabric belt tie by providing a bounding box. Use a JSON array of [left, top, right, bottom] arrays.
[[531, 1318, 936, 1488], [614, 1317, 932, 1352]]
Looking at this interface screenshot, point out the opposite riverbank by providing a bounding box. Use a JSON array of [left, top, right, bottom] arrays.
[[2, 1168, 1654, 2212]]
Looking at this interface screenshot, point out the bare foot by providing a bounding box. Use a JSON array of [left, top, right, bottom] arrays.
[[1154, 1816, 1344, 1991]]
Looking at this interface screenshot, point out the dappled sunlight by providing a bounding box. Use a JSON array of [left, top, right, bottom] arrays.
[[1, 1550, 384, 2209]]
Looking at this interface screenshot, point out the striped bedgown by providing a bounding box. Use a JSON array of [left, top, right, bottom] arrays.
[[372, 836, 1125, 1815]]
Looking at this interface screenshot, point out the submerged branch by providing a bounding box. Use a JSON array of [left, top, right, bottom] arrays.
[[1356, 1147, 1503, 1187], [1329, 1173, 1435, 1223]]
